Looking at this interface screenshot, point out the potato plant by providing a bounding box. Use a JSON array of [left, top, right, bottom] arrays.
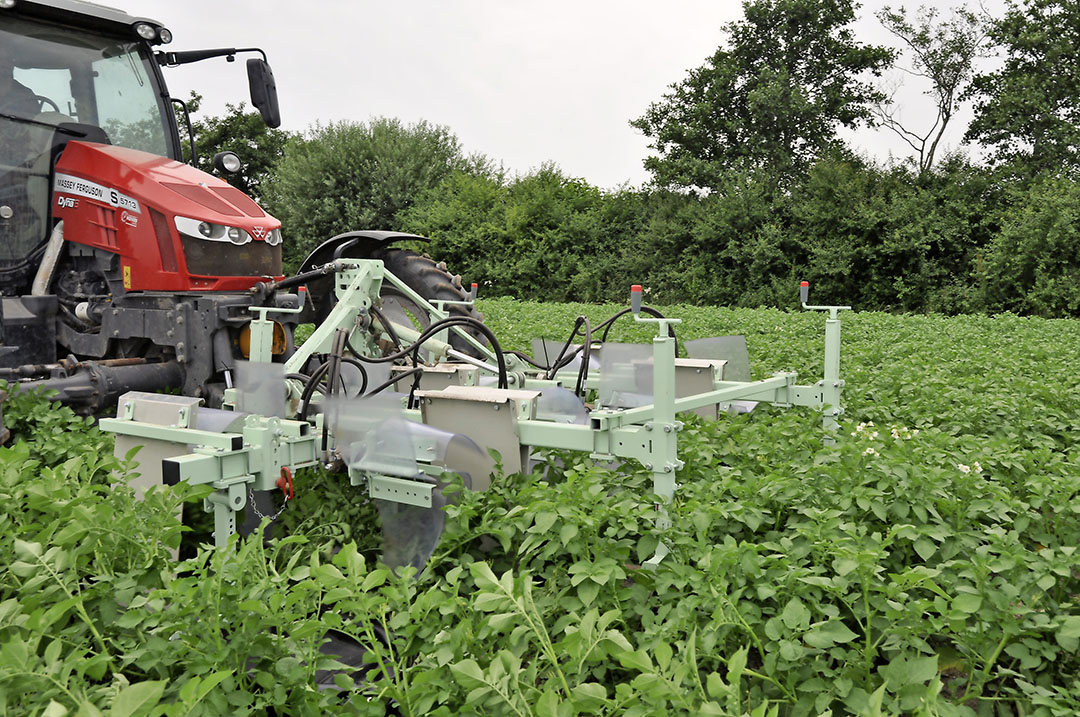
[[1, 301, 1078, 715]]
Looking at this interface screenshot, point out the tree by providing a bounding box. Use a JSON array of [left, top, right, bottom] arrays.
[[875, 4, 988, 176], [400, 164, 642, 302], [263, 118, 489, 268], [631, 0, 893, 190], [176, 93, 294, 202], [965, 0, 1080, 175]]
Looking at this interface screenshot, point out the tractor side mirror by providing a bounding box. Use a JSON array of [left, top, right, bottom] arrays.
[[246, 58, 281, 128]]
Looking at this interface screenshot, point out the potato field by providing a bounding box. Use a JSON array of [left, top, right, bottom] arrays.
[[1, 299, 1078, 715]]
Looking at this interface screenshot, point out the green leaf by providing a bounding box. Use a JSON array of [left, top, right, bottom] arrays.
[[42, 701, 68, 717], [727, 645, 748, 684], [913, 538, 936, 561], [76, 702, 104, 717], [469, 561, 498, 588], [602, 630, 634, 654], [179, 676, 201, 704], [577, 581, 600, 606], [361, 569, 389, 592], [109, 680, 166, 717], [570, 682, 607, 707], [1056, 616, 1080, 651], [14, 539, 43, 561], [706, 672, 729, 699], [617, 649, 653, 673], [450, 659, 486, 689], [952, 593, 982, 614], [655, 642, 673, 671], [275, 656, 304, 682], [531, 511, 558, 533], [195, 671, 231, 703], [879, 654, 938, 689], [833, 558, 859, 576], [804, 620, 859, 648], [781, 597, 811, 630]]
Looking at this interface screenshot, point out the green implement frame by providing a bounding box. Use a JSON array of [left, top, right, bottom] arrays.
[[101, 260, 851, 561]]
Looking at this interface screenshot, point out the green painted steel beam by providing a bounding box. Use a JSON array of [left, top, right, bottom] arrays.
[[100, 417, 243, 451]]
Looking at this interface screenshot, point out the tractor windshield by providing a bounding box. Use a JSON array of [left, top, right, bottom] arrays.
[[0, 15, 177, 267]]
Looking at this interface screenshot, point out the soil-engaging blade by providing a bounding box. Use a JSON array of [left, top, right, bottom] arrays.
[[684, 336, 752, 381], [684, 336, 757, 413], [597, 343, 654, 408], [536, 386, 589, 425], [376, 493, 448, 573], [235, 361, 286, 534], [236, 360, 286, 417], [327, 395, 493, 572]]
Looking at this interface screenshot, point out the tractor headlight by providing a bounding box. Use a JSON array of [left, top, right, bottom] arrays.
[[265, 228, 282, 246], [175, 216, 252, 245], [134, 22, 157, 41]]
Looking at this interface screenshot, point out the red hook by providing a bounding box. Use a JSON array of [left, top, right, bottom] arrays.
[[276, 466, 294, 501]]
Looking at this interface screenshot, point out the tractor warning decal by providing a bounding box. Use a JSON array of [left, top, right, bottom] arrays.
[[122, 265, 132, 289], [53, 173, 141, 214]]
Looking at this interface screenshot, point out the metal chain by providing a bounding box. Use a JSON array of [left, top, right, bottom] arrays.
[[248, 489, 290, 523]]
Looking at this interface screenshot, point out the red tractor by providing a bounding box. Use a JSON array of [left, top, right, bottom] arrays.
[[0, 0, 476, 415]]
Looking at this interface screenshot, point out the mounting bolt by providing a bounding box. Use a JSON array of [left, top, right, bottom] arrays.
[[643, 462, 653, 471], [493, 405, 500, 411], [663, 424, 672, 433], [664, 465, 673, 473], [644, 423, 653, 432]]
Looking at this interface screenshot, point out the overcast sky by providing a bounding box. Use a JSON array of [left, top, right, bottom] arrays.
[[132, 0, 1001, 190]]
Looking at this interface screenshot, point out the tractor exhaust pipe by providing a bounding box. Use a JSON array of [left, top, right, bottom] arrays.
[[7, 360, 184, 415]]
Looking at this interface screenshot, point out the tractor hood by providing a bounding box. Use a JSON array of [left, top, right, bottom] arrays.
[[53, 141, 284, 292]]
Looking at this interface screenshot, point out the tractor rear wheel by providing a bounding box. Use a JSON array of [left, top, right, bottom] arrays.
[[370, 247, 484, 357], [305, 246, 484, 357]]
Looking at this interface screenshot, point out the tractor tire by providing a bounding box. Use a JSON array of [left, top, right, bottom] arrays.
[[304, 246, 484, 357], [369, 247, 485, 357]]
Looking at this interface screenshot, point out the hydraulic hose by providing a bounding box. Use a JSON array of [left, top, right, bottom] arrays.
[[366, 366, 423, 396], [598, 305, 677, 349], [360, 314, 508, 389]]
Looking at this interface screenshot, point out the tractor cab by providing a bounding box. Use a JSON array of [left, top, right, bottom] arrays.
[[0, 5, 180, 293], [0, 0, 286, 408]]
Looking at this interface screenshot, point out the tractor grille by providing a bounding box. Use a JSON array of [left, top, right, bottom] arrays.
[[92, 205, 118, 248], [181, 236, 281, 277]]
